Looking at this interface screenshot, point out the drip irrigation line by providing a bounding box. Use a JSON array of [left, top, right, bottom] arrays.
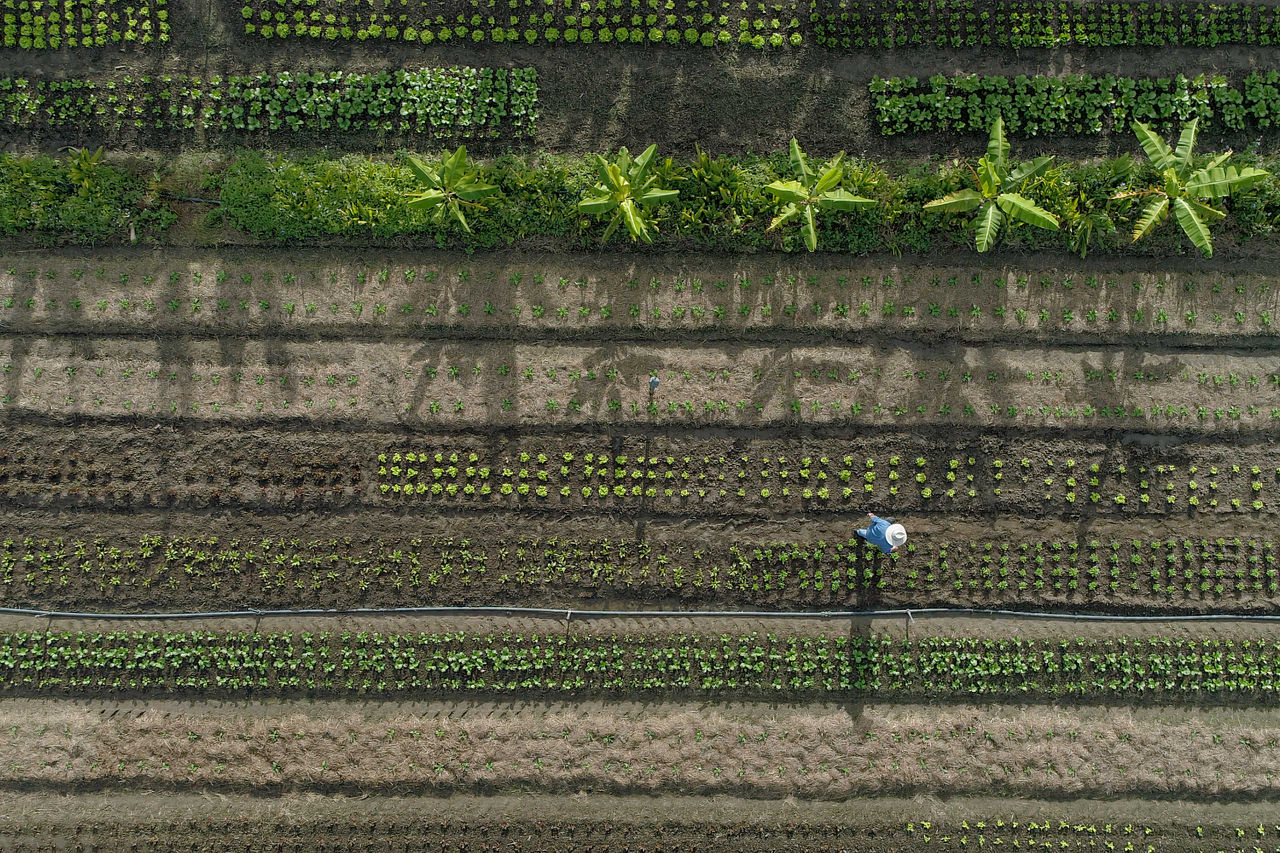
[[5, 605, 1280, 623]]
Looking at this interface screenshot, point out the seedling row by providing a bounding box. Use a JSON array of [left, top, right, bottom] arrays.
[[4, 629, 1280, 701], [0, 427, 1272, 516], [4, 531, 1278, 614], [376, 440, 1280, 517]]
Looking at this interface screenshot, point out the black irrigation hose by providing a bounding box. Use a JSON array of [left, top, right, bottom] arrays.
[[4, 605, 1280, 623]]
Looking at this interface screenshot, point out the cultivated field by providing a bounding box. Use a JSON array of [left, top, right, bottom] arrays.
[[3, 0, 1280, 848]]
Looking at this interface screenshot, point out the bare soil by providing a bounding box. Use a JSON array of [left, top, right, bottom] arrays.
[[3, 699, 1280, 803], [1, 790, 1276, 852], [4, 249, 1277, 346]]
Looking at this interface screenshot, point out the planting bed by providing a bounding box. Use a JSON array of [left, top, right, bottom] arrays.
[[5, 0, 1280, 845]]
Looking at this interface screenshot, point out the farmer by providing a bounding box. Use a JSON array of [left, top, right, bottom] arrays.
[[856, 512, 907, 554]]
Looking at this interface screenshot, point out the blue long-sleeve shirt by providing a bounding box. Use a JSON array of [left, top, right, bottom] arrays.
[[859, 515, 895, 555]]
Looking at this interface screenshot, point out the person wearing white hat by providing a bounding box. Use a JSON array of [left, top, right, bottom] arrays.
[[856, 512, 907, 554]]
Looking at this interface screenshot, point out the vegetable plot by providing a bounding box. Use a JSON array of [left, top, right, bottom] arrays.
[[4, 629, 1280, 700], [0, 68, 538, 140]]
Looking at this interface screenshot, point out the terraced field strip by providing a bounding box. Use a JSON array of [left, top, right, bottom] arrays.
[[0, 423, 1273, 518], [3, 510, 1276, 614], [4, 252, 1275, 344], [3, 699, 1280, 800], [2, 337, 1274, 430]]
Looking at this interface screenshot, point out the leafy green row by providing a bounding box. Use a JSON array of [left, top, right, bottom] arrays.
[[2, 0, 166, 47], [376, 449, 1280, 515], [0, 69, 537, 139], [3, 533, 1277, 612], [3, 630, 1279, 699], [872, 72, 1280, 137], [239, 0, 1280, 50]]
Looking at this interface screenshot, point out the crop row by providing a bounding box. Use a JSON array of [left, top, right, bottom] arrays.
[[0, 428, 1266, 518], [376, 444, 1280, 516], [14, 147, 1280, 255], [872, 72, 1280, 136], [3, 340, 1275, 432], [240, 0, 1280, 49], [4, 532, 1277, 613], [0, 68, 538, 138], [4, 630, 1280, 699], [2, 0, 165, 47], [3, 262, 1275, 340], [8, 704, 1280, 805]]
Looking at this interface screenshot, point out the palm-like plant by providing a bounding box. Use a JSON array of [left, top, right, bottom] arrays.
[[404, 146, 499, 234], [922, 116, 1060, 252], [764, 139, 875, 252], [578, 144, 679, 243], [1115, 119, 1268, 257]]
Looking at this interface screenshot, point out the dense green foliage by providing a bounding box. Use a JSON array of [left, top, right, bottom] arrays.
[[0, 68, 538, 140], [0, 155, 152, 242], [6, 145, 1280, 255], [211, 149, 1280, 256], [873, 72, 1280, 136]]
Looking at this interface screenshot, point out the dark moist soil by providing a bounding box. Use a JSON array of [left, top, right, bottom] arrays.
[[0, 791, 1273, 852], [3, 507, 1280, 615]]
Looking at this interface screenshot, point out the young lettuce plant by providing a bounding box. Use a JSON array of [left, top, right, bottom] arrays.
[[404, 146, 499, 235], [1115, 118, 1269, 257], [922, 116, 1060, 252], [764, 139, 875, 252], [578, 144, 679, 243]]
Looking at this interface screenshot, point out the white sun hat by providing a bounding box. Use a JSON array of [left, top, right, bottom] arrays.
[[886, 524, 907, 547]]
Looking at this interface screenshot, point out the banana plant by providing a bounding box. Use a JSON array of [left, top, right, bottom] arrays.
[[578, 144, 679, 243], [403, 146, 499, 235], [764, 139, 875, 252], [1115, 119, 1269, 257], [922, 116, 1060, 252]]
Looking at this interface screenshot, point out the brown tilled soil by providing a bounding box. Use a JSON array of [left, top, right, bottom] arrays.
[[4, 249, 1278, 346], [3, 699, 1280, 801]]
